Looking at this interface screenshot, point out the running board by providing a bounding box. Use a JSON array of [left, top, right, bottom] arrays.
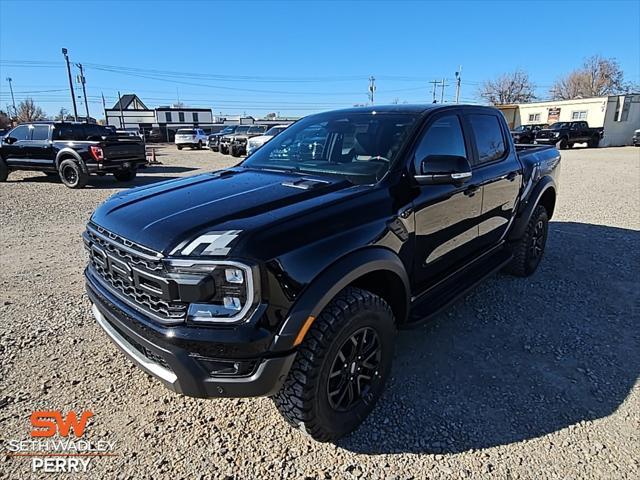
[[405, 248, 513, 327]]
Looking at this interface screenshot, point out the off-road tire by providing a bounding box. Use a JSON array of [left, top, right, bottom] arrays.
[[177, 145, 183, 150], [0, 157, 9, 182], [504, 205, 549, 277], [58, 159, 88, 189], [273, 287, 396, 442], [113, 168, 137, 182], [558, 137, 569, 150]]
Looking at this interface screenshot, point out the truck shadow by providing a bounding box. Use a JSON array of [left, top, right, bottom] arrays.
[[339, 222, 639, 454]]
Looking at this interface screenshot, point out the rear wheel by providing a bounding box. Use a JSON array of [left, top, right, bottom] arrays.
[[58, 159, 88, 189], [198, 140, 203, 149], [504, 205, 549, 277], [0, 157, 8, 182], [177, 145, 183, 150], [113, 167, 137, 182], [273, 287, 396, 442]]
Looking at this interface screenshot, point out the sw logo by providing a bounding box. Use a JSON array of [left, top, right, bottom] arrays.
[[30, 410, 94, 437]]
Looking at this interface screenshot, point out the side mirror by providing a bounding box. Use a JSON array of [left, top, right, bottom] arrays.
[[415, 155, 472, 186], [3, 136, 17, 145]]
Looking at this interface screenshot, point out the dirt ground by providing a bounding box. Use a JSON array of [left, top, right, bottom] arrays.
[[1, 145, 638, 479]]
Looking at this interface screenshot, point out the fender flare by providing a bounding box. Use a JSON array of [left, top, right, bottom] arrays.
[[508, 176, 556, 241], [271, 247, 410, 352], [55, 149, 87, 172]]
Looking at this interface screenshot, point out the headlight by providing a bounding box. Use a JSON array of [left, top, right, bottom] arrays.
[[163, 259, 258, 324], [553, 132, 560, 137]]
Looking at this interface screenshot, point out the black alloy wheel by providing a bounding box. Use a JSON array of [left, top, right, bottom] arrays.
[[326, 327, 382, 411]]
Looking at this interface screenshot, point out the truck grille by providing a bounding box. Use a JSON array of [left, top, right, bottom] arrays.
[[85, 224, 187, 324]]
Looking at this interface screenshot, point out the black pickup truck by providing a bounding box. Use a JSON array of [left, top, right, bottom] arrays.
[[535, 120, 603, 149], [0, 121, 146, 188], [83, 105, 560, 441]]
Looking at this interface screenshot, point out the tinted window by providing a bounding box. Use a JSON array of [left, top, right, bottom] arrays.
[[193, 112, 199, 122], [413, 115, 466, 171], [31, 125, 50, 140], [165, 112, 172, 122], [468, 114, 506, 165], [53, 124, 85, 141], [178, 112, 185, 122], [10, 125, 30, 141], [248, 126, 265, 134], [177, 129, 196, 134]]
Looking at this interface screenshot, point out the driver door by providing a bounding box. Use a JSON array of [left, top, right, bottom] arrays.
[[2, 125, 31, 165], [411, 111, 484, 290]]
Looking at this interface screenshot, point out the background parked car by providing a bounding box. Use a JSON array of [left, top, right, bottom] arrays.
[[535, 121, 603, 149], [246, 124, 289, 155], [230, 125, 268, 157], [219, 125, 251, 154], [208, 125, 238, 151], [510, 124, 548, 144], [633, 129, 640, 146], [175, 128, 208, 150]]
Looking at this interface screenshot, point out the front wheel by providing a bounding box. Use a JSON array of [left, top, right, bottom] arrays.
[[504, 205, 549, 277], [198, 141, 203, 149], [558, 137, 569, 150], [273, 287, 396, 442], [58, 159, 88, 189], [0, 157, 8, 182], [177, 145, 183, 150]]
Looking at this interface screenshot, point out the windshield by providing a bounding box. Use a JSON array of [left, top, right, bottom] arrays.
[[234, 126, 250, 135], [242, 112, 419, 185], [220, 126, 236, 134], [177, 129, 196, 134], [549, 122, 570, 130], [266, 126, 286, 136]]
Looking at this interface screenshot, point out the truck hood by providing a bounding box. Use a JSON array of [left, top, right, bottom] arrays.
[[90, 168, 353, 256]]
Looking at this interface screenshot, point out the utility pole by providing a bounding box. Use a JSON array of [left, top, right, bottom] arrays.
[[117, 91, 125, 129], [440, 78, 449, 104], [5, 77, 17, 119], [368, 76, 376, 105], [455, 66, 462, 104], [429, 80, 439, 103], [76, 63, 90, 121], [61, 48, 78, 121]]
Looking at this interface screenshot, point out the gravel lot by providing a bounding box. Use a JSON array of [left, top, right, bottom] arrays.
[[1, 145, 638, 479]]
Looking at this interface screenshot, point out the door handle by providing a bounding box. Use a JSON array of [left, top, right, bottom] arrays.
[[506, 171, 517, 181], [464, 185, 479, 197]]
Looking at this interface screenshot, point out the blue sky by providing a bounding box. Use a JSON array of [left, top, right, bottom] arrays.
[[1, 0, 638, 118]]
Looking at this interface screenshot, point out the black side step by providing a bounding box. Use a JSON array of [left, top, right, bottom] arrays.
[[404, 248, 513, 328]]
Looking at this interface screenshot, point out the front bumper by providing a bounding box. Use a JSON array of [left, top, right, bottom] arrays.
[[86, 269, 296, 398], [534, 137, 559, 144]]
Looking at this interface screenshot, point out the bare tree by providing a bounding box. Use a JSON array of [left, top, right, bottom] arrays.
[[0, 109, 11, 129], [54, 107, 69, 121], [479, 70, 536, 105], [550, 55, 627, 100], [16, 98, 46, 123]]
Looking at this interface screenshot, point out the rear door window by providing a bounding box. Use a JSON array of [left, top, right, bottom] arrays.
[[467, 114, 506, 166], [31, 125, 50, 141]]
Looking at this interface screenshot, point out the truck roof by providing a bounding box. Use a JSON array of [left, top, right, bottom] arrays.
[[326, 103, 497, 115]]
